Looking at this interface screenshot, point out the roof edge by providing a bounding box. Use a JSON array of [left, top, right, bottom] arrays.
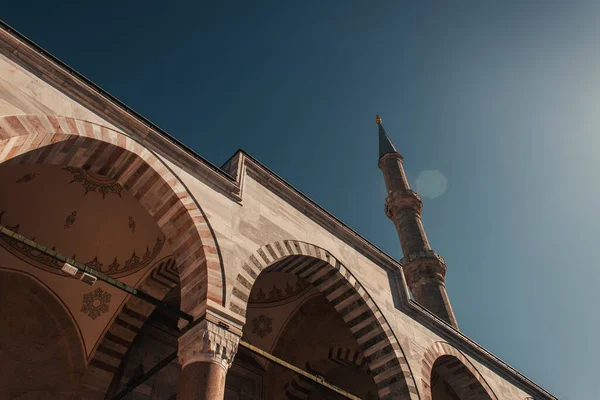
[[0, 19, 233, 184]]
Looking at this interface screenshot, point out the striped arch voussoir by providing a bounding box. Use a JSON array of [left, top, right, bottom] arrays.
[[0, 114, 222, 309], [229, 240, 419, 400], [421, 341, 498, 400], [0, 114, 224, 395]]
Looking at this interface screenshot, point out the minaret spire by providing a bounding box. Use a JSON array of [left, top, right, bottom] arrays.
[[377, 114, 397, 158], [376, 115, 459, 329]]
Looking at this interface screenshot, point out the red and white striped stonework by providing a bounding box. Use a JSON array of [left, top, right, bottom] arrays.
[[0, 114, 223, 309], [0, 114, 224, 397], [421, 341, 498, 400], [229, 240, 420, 400]]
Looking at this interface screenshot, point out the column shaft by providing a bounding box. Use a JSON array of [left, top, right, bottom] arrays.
[[177, 319, 239, 400], [178, 361, 227, 400]]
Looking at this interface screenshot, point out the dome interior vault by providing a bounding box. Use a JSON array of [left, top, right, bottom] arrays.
[[0, 163, 171, 278]]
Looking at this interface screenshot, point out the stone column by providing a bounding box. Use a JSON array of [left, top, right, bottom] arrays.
[[177, 320, 239, 400]]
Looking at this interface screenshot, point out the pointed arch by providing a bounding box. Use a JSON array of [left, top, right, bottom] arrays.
[[0, 114, 224, 309], [0, 114, 225, 396], [228, 240, 420, 400], [421, 341, 498, 400]]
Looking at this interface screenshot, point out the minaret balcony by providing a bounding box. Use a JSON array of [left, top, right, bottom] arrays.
[[384, 189, 423, 218], [400, 249, 446, 267], [401, 249, 448, 286]]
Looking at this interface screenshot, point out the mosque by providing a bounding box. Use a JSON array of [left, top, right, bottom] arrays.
[[0, 20, 555, 400]]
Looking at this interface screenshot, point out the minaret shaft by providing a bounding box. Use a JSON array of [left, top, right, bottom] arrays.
[[377, 116, 458, 329], [380, 156, 411, 193]]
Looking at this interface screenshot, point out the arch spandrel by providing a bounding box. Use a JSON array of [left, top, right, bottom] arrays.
[[229, 239, 420, 400]]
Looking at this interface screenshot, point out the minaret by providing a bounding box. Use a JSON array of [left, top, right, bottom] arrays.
[[377, 114, 459, 329]]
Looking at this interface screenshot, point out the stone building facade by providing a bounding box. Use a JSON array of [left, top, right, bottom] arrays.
[[0, 21, 556, 400]]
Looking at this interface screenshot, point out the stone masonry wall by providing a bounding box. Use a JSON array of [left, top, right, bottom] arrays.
[[171, 167, 538, 400]]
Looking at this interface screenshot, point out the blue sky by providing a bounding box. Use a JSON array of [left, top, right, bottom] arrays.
[[4, 1, 597, 397]]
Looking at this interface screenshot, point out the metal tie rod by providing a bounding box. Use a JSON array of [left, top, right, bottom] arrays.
[[0, 225, 361, 400], [238, 340, 361, 400], [0, 225, 192, 323]]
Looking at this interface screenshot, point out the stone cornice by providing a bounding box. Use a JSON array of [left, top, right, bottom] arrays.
[[0, 20, 556, 400]]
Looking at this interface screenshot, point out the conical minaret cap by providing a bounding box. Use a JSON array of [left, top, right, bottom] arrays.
[[376, 114, 398, 159]]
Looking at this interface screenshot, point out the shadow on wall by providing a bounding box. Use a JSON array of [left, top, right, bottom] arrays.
[[0, 269, 86, 400]]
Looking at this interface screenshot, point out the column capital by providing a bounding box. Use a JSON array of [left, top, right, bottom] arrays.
[[178, 319, 240, 371]]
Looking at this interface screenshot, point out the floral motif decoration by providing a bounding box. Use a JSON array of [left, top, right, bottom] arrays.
[[63, 166, 123, 199], [78, 236, 165, 276], [0, 210, 165, 278], [16, 173, 38, 184], [250, 278, 310, 304], [251, 314, 273, 338], [107, 258, 120, 274], [252, 314, 273, 338], [81, 287, 111, 319], [85, 256, 103, 272], [128, 216, 136, 234], [64, 211, 77, 229], [0, 212, 64, 271]]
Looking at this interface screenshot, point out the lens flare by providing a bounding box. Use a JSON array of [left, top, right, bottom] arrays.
[[416, 170, 448, 199]]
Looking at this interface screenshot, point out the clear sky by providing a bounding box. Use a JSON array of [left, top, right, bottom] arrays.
[[3, 1, 597, 398]]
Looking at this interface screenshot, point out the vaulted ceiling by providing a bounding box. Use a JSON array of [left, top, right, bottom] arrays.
[[0, 163, 169, 278]]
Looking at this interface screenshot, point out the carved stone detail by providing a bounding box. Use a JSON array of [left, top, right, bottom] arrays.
[[178, 320, 240, 371], [402, 250, 448, 289], [401, 249, 446, 267], [385, 189, 423, 218]]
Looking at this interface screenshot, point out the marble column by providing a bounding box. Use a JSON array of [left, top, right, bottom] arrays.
[[177, 320, 239, 400]]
